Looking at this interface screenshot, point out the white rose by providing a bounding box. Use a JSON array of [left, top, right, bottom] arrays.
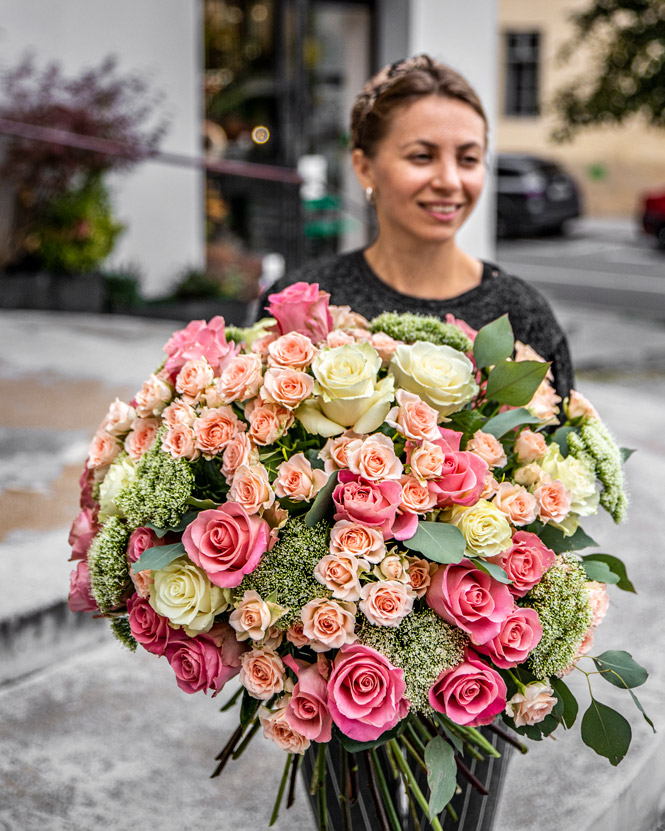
[[539, 445, 599, 517], [149, 556, 229, 633], [389, 341, 478, 420], [97, 454, 137, 521]]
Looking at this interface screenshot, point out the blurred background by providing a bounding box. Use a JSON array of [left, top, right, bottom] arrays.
[[1, 2, 665, 831]]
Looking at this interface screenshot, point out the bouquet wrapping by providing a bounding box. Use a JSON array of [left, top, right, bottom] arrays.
[[68, 282, 649, 830]]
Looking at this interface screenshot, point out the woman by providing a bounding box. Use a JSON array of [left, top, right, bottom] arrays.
[[258, 54, 574, 830]]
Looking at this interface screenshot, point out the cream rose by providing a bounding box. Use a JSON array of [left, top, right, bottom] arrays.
[[448, 499, 513, 559], [389, 341, 478, 420], [359, 580, 415, 627], [149, 556, 229, 633], [301, 598, 357, 652], [98, 454, 137, 521], [374, 553, 410, 584], [539, 445, 599, 517]]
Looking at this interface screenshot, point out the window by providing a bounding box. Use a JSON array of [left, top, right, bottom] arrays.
[[504, 31, 540, 117]]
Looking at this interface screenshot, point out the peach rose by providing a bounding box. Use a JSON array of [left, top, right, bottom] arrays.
[[130, 568, 153, 599], [101, 398, 136, 436], [527, 379, 561, 423], [246, 400, 293, 446], [506, 681, 557, 728], [175, 358, 214, 398], [286, 620, 310, 648], [385, 389, 440, 442], [369, 332, 402, 365], [260, 702, 310, 754], [318, 432, 361, 474], [400, 474, 438, 514], [329, 520, 386, 564], [493, 482, 538, 527], [162, 399, 197, 429], [240, 647, 285, 700], [221, 432, 256, 480], [274, 453, 328, 502], [515, 429, 547, 464], [480, 472, 500, 500], [534, 479, 572, 523], [467, 430, 507, 468], [566, 390, 600, 421], [229, 463, 275, 514], [86, 430, 121, 469], [301, 597, 358, 652], [250, 331, 278, 361], [133, 374, 173, 417], [217, 353, 263, 403], [326, 330, 356, 348], [345, 434, 403, 482], [194, 406, 244, 457], [261, 366, 315, 409], [586, 581, 610, 628], [408, 440, 445, 481], [267, 332, 317, 370], [406, 556, 438, 598], [124, 417, 160, 462], [329, 304, 369, 330], [359, 580, 415, 627], [514, 341, 549, 366], [162, 423, 200, 461], [314, 552, 368, 601], [230, 590, 283, 641]]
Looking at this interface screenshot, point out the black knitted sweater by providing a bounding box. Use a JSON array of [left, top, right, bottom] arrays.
[[258, 249, 574, 400]]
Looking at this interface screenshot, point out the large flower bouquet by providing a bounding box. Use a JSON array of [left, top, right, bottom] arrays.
[[68, 282, 649, 830]]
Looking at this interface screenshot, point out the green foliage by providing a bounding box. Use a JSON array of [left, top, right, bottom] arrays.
[[538, 523, 598, 553], [425, 737, 457, 818], [134, 541, 187, 572], [485, 360, 550, 407], [581, 698, 632, 766], [333, 719, 406, 753], [103, 265, 143, 310], [581, 553, 635, 593], [369, 311, 473, 352], [87, 516, 131, 613], [110, 616, 137, 651], [483, 408, 542, 438], [567, 419, 628, 523], [592, 650, 648, 689], [304, 470, 338, 527], [473, 314, 514, 368], [551, 676, 579, 728], [552, 0, 665, 141], [401, 520, 466, 564], [171, 266, 246, 301]]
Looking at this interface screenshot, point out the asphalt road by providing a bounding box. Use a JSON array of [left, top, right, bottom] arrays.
[[496, 218, 665, 319]]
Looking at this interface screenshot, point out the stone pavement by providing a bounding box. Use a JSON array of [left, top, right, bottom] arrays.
[[1, 305, 665, 831]]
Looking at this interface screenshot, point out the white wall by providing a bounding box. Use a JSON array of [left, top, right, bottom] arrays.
[[0, 0, 203, 296]]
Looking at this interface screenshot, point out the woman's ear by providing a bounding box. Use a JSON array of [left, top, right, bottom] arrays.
[[351, 148, 374, 191]]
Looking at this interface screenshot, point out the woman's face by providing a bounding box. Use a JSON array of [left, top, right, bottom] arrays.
[[353, 94, 486, 246]]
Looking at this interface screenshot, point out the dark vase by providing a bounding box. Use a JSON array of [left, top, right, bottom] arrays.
[[301, 726, 512, 831]]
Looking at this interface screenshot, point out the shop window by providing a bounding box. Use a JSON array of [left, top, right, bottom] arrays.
[[504, 31, 540, 117]]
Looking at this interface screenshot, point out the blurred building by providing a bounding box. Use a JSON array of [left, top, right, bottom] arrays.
[[497, 0, 665, 217]]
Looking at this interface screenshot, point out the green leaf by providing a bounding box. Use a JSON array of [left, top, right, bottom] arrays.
[[485, 360, 551, 407], [147, 510, 200, 537], [552, 426, 576, 458], [447, 409, 486, 439], [483, 408, 542, 438], [424, 737, 457, 818], [240, 690, 260, 729], [133, 541, 186, 572], [304, 470, 338, 527], [402, 521, 466, 564], [628, 689, 656, 733], [333, 718, 406, 753], [473, 314, 514, 369], [581, 698, 632, 766], [539, 524, 597, 553], [473, 559, 512, 584], [592, 651, 648, 690], [582, 554, 635, 593], [434, 720, 464, 755], [187, 496, 218, 510], [551, 677, 579, 729], [581, 559, 620, 585], [620, 447, 636, 463]]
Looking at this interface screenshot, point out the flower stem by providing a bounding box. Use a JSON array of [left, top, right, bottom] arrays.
[[388, 739, 444, 831], [231, 718, 261, 759], [368, 749, 403, 831], [286, 753, 301, 809], [486, 722, 528, 754], [269, 752, 293, 827], [219, 686, 243, 712], [464, 726, 502, 758], [339, 746, 352, 831], [316, 742, 328, 831], [400, 735, 428, 774]]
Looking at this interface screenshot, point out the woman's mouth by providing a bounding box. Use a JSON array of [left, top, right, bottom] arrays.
[[419, 202, 464, 221]]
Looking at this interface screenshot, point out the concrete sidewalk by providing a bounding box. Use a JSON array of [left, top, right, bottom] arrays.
[[1, 306, 664, 831]]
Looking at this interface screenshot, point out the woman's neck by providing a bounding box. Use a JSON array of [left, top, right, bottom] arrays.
[[363, 236, 483, 300]]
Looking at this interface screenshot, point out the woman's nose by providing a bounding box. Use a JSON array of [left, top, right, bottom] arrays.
[[431, 158, 462, 191]]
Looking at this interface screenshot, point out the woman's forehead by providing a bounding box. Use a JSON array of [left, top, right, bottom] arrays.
[[381, 95, 486, 148]]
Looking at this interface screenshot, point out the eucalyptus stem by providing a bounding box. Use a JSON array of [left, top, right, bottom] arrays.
[[413, 714, 435, 743], [316, 743, 328, 831], [432, 715, 484, 760], [286, 753, 301, 809], [507, 668, 527, 694], [232, 718, 261, 759], [384, 741, 400, 782], [369, 749, 403, 831], [388, 739, 444, 831], [269, 753, 293, 827], [445, 802, 459, 822]]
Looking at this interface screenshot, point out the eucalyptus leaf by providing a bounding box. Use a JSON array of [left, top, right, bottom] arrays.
[[473, 314, 514, 369], [473, 559, 512, 584], [581, 699, 632, 766], [133, 541, 186, 572], [402, 521, 466, 564], [592, 650, 648, 689], [581, 559, 620, 585], [628, 689, 656, 733], [581, 554, 635, 593], [552, 426, 576, 458], [620, 447, 636, 463], [147, 510, 200, 536], [187, 496, 218, 510], [485, 360, 550, 407], [333, 718, 406, 753], [551, 677, 579, 729], [483, 408, 542, 438], [539, 524, 597, 554], [433, 719, 464, 755], [425, 737, 457, 817], [304, 470, 339, 528]]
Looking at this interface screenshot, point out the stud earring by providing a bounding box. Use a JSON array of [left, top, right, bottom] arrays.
[[364, 186, 375, 205]]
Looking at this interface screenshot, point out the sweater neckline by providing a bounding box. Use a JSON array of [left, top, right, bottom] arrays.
[[348, 249, 497, 306]]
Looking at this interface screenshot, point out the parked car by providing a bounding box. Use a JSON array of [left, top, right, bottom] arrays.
[[640, 187, 665, 248], [496, 153, 582, 237]]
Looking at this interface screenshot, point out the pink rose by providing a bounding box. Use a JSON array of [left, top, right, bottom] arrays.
[[194, 406, 244, 458], [327, 643, 409, 741], [399, 474, 438, 514], [127, 526, 164, 564], [267, 332, 317, 370], [426, 559, 514, 645], [274, 453, 328, 502], [78, 465, 97, 510], [333, 471, 402, 540], [345, 434, 403, 481], [218, 353, 263, 403], [86, 430, 121, 469], [407, 440, 445, 481], [175, 358, 215, 398], [246, 400, 293, 446], [207, 620, 249, 683], [385, 389, 440, 441], [329, 520, 386, 564], [314, 552, 368, 601], [359, 580, 415, 627], [68, 561, 98, 612], [229, 463, 275, 515], [133, 374, 173, 418], [163, 316, 236, 376], [260, 366, 315, 409], [165, 631, 227, 694], [260, 704, 310, 754], [326, 330, 356, 349], [466, 431, 507, 468], [534, 479, 572, 523], [428, 450, 488, 508], [497, 531, 556, 597], [318, 432, 361, 474], [445, 313, 478, 344], [328, 304, 369, 330], [162, 423, 200, 461], [492, 482, 538, 527], [475, 606, 542, 668], [429, 651, 507, 727], [239, 646, 285, 700], [284, 655, 332, 742], [221, 432, 256, 480], [68, 507, 99, 561], [506, 681, 557, 727], [268, 281, 333, 342], [514, 429, 547, 464], [127, 594, 172, 656], [124, 417, 160, 461], [301, 597, 358, 651], [182, 502, 270, 588]]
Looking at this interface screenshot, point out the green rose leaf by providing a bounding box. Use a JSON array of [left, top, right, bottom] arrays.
[[592, 650, 648, 689], [425, 736, 457, 818], [473, 314, 514, 369], [581, 554, 635, 593], [473, 559, 512, 584], [581, 699, 632, 766], [447, 409, 487, 440], [538, 524, 597, 553], [304, 470, 339, 528], [552, 426, 576, 458], [485, 360, 550, 407], [187, 496, 219, 510], [551, 677, 579, 729], [581, 558, 620, 585], [628, 689, 656, 733], [483, 408, 542, 438], [402, 521, 466, 564], [133, 541, 186, 572], [333, 718, 406, 753]]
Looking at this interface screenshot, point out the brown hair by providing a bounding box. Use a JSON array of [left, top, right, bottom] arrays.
[[350, 54, 488, 157]]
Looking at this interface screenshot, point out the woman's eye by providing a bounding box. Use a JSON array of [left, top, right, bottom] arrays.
[[409, 153, 432, 162], [461, 155, 481, 165]]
